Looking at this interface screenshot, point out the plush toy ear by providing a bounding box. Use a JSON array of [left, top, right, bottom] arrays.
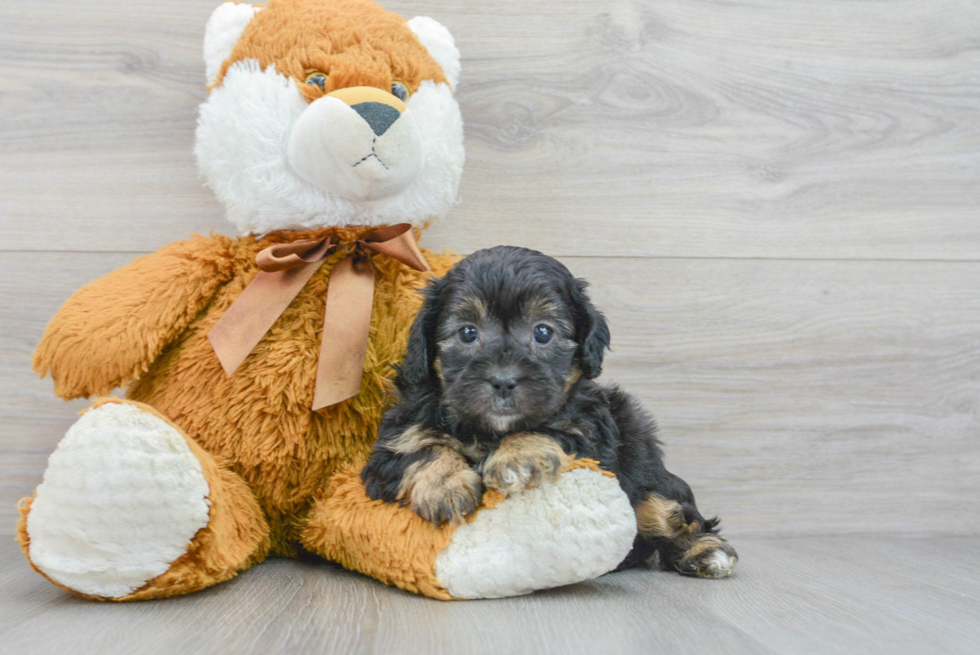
[[570, 279, 611, 379], [397, 278, 447, 390], [406, 17, 461, 90], [203, 2, 262, 85]]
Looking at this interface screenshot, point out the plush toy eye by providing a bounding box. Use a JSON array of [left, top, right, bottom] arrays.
[[391, 81, 410, 101], [458, 325, 478, 344], [533, 324, 554, 344], [304, 72, 327, 90]]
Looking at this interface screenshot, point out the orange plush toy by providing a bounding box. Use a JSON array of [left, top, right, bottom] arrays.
[[17, 0, 637, 601]]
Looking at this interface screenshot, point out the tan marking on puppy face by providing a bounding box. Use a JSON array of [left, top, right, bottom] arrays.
[[454, 295, 487, 323], [398, 447, 483, 526], [433, 357, 444, 382], [564, 363, 582, 392], [385, 425, 459, 456], [523, 296, 559, 318], [636, 494, 698, 539], [482, 433, 571, 495]]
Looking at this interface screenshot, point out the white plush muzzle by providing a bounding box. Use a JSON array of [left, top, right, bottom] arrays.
[[196, 65, 463, 234], [287, 91, 423, 201]]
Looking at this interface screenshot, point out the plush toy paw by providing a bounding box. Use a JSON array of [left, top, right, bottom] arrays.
[[481, 433, 571, 495], [304, 459, 637, 600], [21, 399, 211, 598]]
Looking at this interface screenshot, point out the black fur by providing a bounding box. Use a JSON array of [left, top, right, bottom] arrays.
[[362, 246, 730, 571]]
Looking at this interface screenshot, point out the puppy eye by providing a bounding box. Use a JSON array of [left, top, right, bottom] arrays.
[[533, 324, 554, 344], [305, 72, 327, 90], [391, 81, 410, 101], [458, 325, 479, 344]]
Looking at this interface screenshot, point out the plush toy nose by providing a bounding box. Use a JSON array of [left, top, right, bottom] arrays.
[[351, 102, 400, 136], [326, 86, 406, 137]]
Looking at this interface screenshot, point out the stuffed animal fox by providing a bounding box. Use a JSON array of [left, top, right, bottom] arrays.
[[17, 0, 637, 601]]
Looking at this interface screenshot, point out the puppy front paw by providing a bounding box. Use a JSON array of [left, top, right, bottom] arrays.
[[395, 447, 484, 527], [409, 468, 483, 527], [483, 433, 570, 495]]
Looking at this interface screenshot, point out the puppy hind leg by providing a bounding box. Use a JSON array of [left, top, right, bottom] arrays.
[[634, 492, 737, 579]]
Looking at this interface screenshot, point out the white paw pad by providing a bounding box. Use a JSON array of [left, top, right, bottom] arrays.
[[27, 403, 210, 598]]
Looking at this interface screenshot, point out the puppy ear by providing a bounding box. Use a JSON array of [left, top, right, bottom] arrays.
[[398, 277, 446, 389], [571, 279, 611, 379]]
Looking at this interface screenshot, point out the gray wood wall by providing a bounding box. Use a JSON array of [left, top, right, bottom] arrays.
[[2, 0, 978, 539]]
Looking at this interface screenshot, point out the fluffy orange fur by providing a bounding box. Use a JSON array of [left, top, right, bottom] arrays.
[[302, 466, 457, 600], [21, 0, 469, 601], [301, 459, 614, 599], [214, 0, 448, 101], [30, 227, 457, 559]]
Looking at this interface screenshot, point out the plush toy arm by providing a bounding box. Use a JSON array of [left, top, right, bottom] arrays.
[[33, 236, 237, 399]]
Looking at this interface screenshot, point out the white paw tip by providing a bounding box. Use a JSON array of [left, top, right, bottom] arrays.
[[706, 549, 737, 577]]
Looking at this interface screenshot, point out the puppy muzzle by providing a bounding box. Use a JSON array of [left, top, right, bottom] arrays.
[[286, 86, 424, 201]]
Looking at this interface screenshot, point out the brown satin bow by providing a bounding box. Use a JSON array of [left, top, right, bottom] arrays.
[[207, 224, 429, 410]]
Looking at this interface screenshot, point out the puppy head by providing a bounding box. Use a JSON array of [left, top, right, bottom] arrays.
[[399, 246, 610, 433]]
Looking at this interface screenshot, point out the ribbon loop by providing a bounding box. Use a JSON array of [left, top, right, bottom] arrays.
[[361, 224, 431, 273], [207, 225, 429, 410], [256, 237, 335, 272]]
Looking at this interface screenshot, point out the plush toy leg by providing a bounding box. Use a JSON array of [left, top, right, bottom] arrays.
[[17, 398, 270, 601], [301, 460, 637, 600]]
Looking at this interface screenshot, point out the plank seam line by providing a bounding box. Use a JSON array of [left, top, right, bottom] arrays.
[[2, 250, 980, 264]]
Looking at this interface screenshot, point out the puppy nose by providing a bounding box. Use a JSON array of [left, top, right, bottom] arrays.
[[351, 102, 400, 136], [490, 375, 519, 398]]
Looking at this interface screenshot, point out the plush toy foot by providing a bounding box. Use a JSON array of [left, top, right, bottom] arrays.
[[18, 398, 270, 600], [302, 460, 637, 600]]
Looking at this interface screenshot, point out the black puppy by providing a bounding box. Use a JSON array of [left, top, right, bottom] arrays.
[[362, 246, 737, 578]]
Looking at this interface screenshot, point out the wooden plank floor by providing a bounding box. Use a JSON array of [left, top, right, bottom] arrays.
[[1, 537, 978, 655]]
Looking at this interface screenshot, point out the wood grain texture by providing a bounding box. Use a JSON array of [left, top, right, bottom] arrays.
[[0, 0, 978, 257], [1, 537, 978, 655], [3, 253, 978, 538]]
